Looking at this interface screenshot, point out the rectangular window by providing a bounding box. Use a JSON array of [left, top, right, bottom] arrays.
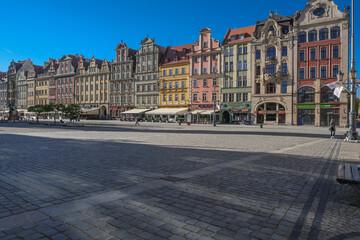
[[202, 93, 207, 101], [212, 54, 216, 60], [243, 60, 247, 70], [213, 78, 217, 86], [266, 64, 276, 74], [169, 69, 173, 75], [237, 77, 242, 87], [333, 46, 339, 58], [230, 62, 233, 71], [256, 66, 261, 76], [193, 93, 197, 101], [225, 62, 228, 72], [238, 61, 242, 70], [203, 68, 207, 73], [229, 93, 234, 102], [212, 66, 217, 73], [256, 50, 261, 59], [282, 47, 288, 56], [163, 95, 166, 102], [321, 66, 327, 78], [256, 83, 260, 94], [223, 94, 228, 102], [281, 81, 287, 93], [333, 65, 339, 77], [230, 49, 233, 56], [203, 56, 207, 61], [181, 93, 185, 101], [181, 67, 185, 74], [243, 93, 248, 101], [225, 49, 229, 56], [175, 68, 179, 75], [175, 94, 178, 101], [194, 57, 198, 62], [311, 48, 316, 60], [224, 78, 228, 88], [175, 82, 179, 88], [300, 50, 305, 61], [243, 76, 247, 87], [163, 70, 166, 76], [181, 81, 185, 88], [169, 94, 172, 101], [162, 82, 166, 89], [321, 47, 327, 59], [194, 68, 198, 74], [310, 67, 316, 79], [194, 79, 197, 87], [212, 92, 216, 101], [243, 47, 247, 54], [203, 79, 207, 87], [169, 82, 173, 89], [282, 63, 287, 74], [300, 68, 305, 79], [236, 93, 241, 102], [239, 47, 243, 55], [229, 78, 233, 88]]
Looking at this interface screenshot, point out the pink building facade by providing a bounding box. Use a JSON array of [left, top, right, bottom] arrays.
[[189, 28, 221, 122]]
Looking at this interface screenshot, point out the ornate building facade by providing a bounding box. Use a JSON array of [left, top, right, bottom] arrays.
[[75, 55, 110, 119], [0, 72, 7, 111], [16, 59, 37, 111], [35, 59, 58, 105], [26, 64, 43, 108], [134, 36, 166, 108], [295, 0, 349, 127], [159, 44, 192, 109], [189, 28, 222, 121], [56, 54, 79, 105], [221, 26, 255, 123], [250, 12, 298, 125], [109, 41, 136, 118], [7, 60, 24, 107]]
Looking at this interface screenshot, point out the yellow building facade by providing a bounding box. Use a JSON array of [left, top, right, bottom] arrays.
[[159, 44, 192, 109]]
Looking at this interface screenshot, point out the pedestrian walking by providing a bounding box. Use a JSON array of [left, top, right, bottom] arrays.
[[330, 119, 336, 138], [135, 117, 140, 126]]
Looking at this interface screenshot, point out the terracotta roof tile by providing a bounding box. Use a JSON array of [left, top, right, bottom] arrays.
[[222, 25, 255, 45]]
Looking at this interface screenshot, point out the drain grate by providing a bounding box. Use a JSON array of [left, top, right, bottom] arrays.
[[160, 176, 186, 182]]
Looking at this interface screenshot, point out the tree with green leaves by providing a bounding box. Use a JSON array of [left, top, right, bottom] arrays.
[[64, 104, 82, 123], [28, 105, 46, 123]]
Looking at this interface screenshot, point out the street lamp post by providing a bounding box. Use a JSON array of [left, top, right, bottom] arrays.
[[348, 0, 358, 141], [213, 83, 217, 127]]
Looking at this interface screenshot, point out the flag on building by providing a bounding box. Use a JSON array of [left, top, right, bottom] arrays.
[[334, 86, 344, 98]]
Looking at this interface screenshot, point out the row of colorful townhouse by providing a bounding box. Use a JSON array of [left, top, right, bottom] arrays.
[[1, 0, 351, 126]]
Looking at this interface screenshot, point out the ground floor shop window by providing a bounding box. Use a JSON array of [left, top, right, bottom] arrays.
[[298, 109, 315, 125], [320, 108, 339, 126]]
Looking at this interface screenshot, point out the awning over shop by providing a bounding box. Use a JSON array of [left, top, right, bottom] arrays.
[[81, 108, 100, 115], [200, 110, 220, 115], [191, 110, 205, 115], [145, 108, 188, 115], [122, 109, 150, 114]]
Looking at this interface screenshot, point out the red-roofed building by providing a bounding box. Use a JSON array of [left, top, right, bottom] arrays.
[[157, 43, 193, 120], [221, 25, 255, 123], [189, 28, 222, 124]]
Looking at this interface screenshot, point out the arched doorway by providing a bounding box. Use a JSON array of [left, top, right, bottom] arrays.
[[256, 102, 286, 124], [99, 106, 107, 120], [223, 111, 230, 123]]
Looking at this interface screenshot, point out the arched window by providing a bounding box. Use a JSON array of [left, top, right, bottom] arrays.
[[321, 86, 339, 102], [269, 26, 275, 32], [266, 47, 276, 58], [298, 87, 315, 103], [266, 82, 276, 93], [308, 30, 317, 42], [319, 28, 329, 40], [299, 32, 307, 43], [331, 26, 340, 39]]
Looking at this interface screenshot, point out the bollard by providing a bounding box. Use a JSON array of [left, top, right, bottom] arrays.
[[260, 124, 263, 128]]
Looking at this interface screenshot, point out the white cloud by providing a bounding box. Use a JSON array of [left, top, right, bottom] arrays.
[[3, 48, 14, 54]]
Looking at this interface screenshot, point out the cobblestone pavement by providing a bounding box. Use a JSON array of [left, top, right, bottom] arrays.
[[0, 122, 359, 240]]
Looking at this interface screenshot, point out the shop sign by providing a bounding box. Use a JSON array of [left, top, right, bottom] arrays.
[[264, 111, 276, 114], [233, 109, 239, 112], [297, 105, 316, 108], [320, 104, 340, 108], [242, 109, 249, 112]]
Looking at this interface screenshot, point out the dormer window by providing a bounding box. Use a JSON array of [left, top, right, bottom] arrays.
[[239, 34, 245, 40], [174, 56, 178, 62], [230, 35, 236, 41]]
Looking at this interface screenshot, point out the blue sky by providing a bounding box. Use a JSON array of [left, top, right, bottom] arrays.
[[0, 0, 358, 75]]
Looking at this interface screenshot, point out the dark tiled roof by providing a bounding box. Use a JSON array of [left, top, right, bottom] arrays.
[[161, 43, 193, 66]]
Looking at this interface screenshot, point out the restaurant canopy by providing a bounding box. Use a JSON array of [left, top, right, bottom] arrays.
[[145, 108, 188, 115]]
